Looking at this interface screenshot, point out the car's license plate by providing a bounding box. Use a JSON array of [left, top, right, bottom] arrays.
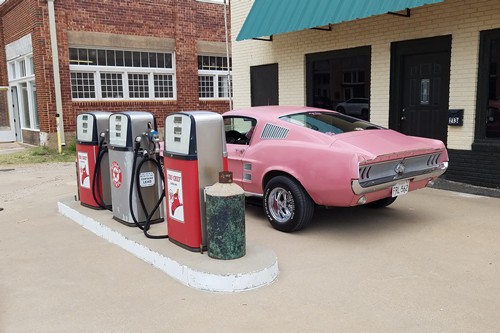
[[392, 180, 409, 197]]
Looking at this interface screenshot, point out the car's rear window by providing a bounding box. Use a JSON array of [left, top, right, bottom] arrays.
[[279, 112, 382, 135]]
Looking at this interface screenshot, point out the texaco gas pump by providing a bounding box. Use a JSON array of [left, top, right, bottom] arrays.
[[108, 112, 165, 236], [163, 111, 225, 251], [76, 112, 112, 209]]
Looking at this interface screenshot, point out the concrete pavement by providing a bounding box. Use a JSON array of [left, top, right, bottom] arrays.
[[1, 161, 500, 332]]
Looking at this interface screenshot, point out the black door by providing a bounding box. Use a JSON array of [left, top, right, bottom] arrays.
[[390, 36, 451, 144], [401, 52, 449, 142], [250, 63, 278, 106]]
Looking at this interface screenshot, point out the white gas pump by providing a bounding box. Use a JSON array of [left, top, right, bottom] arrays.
[[108, 111, 166, 238]]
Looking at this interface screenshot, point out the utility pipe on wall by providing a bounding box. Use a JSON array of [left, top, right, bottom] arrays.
[[224, 0, 233, 110], [47, 0, 66, 152]]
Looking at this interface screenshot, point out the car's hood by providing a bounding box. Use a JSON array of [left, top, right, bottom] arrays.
[[331, 129, 446, 163]]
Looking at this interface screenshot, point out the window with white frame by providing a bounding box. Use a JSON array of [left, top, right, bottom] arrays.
[[69, 47, 176, 100], [198, 55, 232, 99], [7, 54, 39, 130]]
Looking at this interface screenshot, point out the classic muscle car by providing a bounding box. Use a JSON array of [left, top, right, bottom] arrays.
[[223, 106, 448, 232]]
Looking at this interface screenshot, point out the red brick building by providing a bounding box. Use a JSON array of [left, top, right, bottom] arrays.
[[0, 0, 231, 146]]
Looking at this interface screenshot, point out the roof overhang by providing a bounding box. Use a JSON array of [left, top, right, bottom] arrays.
[[236, 0, 444, 41]]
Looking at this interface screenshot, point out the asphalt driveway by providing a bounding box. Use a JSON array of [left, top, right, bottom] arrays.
[[1, 162, 499, 332]]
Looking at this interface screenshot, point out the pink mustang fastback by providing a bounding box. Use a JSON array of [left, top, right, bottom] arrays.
[[223, 106, 448, 232]]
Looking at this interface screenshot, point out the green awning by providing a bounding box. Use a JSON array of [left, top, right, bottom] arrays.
[[236, 0, 443, 41]]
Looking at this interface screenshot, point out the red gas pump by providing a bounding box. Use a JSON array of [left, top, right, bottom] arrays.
[[76, 112, 112, 209], [164, 112, 225, 251]]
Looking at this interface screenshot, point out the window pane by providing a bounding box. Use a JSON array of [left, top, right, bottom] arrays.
[[198, 55, 230, 71], [106, 50, 116, 66], [71, 72, 96, 99], [27, 56, 34, 75], [31, 82, 39, 129], [198, 75, 214, 98], [154, 74, 174, 98], [115, 50, 124, 66], [69, 48, 78, 64], [487, 38, 500, 138], [78, 48, 88, 64], [164, 53, 172, 68], [158, 53, 165, 68], [218, 75, 232, 98], [149, 53, 157, 68], [19, 60, 26, 77], [98, 50, 106, 66], [100, 73, 123, 98], [128, 73, 149, 98], [133, 52, 141, 67], [20, 82, 31, 128], [9, 63, 16, 79], [141, 52, 149, 67], [124, 51, 132, 67], [88, 49, 97, 65]]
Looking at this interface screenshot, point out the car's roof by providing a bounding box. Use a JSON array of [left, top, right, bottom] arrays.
[[224, 105, 333, 121]]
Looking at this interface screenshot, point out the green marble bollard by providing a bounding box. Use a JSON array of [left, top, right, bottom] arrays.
[[206, 172, 246, 260]]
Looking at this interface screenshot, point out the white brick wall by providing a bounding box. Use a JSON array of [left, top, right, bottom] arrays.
[[231, 0, 500, 150]]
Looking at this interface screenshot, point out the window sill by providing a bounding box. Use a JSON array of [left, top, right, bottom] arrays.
[[196, 0, 225, 4]]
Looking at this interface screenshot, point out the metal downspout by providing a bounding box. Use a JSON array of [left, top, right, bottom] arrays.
[[47, 0, 65, 152], [224, 0, 232, 110]]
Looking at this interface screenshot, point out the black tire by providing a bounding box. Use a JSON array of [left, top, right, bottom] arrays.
[[364, 196, 397, 209], [263, 176, 315, 232], [336, 106, 345, 114]]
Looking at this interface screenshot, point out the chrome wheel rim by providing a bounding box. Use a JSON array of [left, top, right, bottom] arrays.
[[267, 187, 294, 223]]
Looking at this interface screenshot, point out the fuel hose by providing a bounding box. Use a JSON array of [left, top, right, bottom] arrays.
[[129, 140, 168, 239]]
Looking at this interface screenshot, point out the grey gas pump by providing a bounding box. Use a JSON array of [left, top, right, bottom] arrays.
[[108, 111, 164, 231]]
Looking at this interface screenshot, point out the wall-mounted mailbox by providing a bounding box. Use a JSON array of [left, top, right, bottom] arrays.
[[448, 109, 464, 126]]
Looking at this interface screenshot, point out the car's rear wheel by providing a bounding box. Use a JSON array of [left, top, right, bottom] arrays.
[[263, 176, 314, 232], [364, 196, 397, 209]]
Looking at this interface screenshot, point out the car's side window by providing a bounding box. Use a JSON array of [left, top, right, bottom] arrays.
[[223, 117, 257, 145]]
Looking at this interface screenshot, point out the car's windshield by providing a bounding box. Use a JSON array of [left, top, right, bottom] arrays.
[[280, 112, 383, 135]]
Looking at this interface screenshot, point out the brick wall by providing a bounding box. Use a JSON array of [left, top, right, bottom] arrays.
[[0, 0, 231, 141]]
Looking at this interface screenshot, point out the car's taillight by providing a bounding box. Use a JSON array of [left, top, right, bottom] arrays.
[[359, 165, 372, 180]]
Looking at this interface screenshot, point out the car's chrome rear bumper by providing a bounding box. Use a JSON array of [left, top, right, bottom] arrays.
[[352, 162, 448, 195]]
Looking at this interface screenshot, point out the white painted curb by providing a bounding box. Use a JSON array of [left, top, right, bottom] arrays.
[[58, 201, 279, 292]]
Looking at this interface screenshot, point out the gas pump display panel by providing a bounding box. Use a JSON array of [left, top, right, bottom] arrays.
[[109, 114, 129, 148], [76, 114, 95, 143], [165, 114, 193, 156]]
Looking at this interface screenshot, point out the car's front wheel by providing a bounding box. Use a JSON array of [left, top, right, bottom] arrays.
[[263, 176, 314, 232]]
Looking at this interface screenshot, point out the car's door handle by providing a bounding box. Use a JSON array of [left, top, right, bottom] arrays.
[[235, 148, 246, 154]]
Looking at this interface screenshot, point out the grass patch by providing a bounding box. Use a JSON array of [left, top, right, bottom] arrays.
[[0, 145, 76, 165]]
